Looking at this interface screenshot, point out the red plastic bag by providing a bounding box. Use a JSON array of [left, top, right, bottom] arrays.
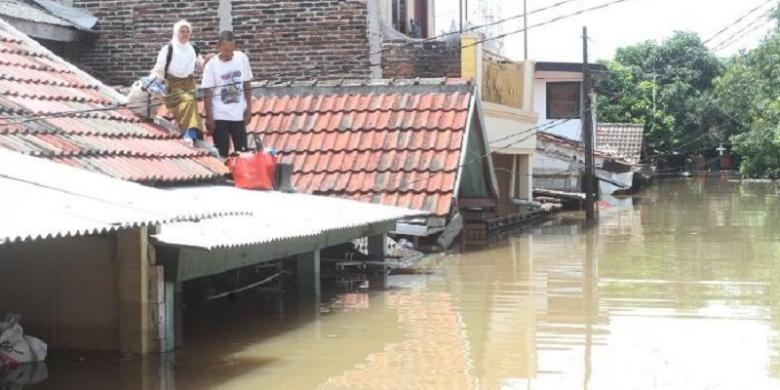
[[226, 136, 276, 190]]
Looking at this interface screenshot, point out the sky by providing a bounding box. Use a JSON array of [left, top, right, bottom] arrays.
[[436, 0, 777, 62]]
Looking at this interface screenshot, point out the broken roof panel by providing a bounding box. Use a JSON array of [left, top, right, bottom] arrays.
[[0, 19, 228, 183], [245, 79, 486, 216]]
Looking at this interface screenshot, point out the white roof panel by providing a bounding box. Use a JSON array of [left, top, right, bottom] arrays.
[[0, 151, 245, 245], [153, 186, 427, 250]]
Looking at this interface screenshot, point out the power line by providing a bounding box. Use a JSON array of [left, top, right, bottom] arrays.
[[710, 7, 777, 52], [0, 0, 638, 127], [2, 0, 584, 123], [348, 90, 633, 200], [703, 0, 775, 44]]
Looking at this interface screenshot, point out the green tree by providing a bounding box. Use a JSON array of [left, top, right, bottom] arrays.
[[597, 32, 725, 163], [715, 30, 780, 177]]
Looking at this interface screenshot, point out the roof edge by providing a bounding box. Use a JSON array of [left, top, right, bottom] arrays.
[[251, 78, 474, 97]]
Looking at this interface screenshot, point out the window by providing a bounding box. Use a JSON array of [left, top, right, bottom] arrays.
[[388, 0, 429, 38], [546, 82, 581, 120]]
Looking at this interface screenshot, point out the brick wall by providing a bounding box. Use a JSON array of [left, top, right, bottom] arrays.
[[381, 38, 461, 79], [73, 0, 371, 85], [73, 0, 221, 85], [231, 0, 370, 81]]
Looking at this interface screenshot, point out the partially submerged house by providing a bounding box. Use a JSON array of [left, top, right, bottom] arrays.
[[531, 62, 638, 196], [0, 18, 419, 354], [0, 149, 241, 353], [534, 131, 634, 196], [247, 78, 499, 238]]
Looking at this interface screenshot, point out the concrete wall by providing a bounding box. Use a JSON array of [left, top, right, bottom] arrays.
[[0, 228, 165, 354], [533, 152, 580, 193], [0, 235, 120, 351]]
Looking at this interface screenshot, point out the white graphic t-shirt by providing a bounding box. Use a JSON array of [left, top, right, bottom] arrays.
[[201, 51, 254, 121]]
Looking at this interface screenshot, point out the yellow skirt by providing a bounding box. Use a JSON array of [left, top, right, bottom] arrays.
[[164, 75, 203, 132]]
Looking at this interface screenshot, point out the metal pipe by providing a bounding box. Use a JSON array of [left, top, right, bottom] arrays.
[[459, 0, 463, 32], [524, 0, 529, 59], [510, 155, 518, 199]]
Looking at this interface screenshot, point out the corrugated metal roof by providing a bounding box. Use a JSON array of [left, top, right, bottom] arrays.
[[0, 150, 245, 245], [0, 0, 73, 28], [0, 20, 229, 184], [153, 186, 427, 250], [244, 79, 477, 216]]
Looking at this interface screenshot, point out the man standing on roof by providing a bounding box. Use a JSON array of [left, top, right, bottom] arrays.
[[201, 31, 254, 158], [152, 20, 207, 146]]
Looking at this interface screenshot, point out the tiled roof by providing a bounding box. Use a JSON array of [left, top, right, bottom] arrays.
[[246, 79, 481, 216], [537, 130, 633, 164], [0, 20, 229, 183], [596, 123, 644, 163]]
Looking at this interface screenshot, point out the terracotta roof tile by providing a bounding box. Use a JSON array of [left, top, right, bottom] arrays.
[[249, 81, 474, 215], [0, 22, 227, 183], [597, 123, 644, 163]]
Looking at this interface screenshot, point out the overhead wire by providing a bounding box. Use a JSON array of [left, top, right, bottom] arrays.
[[710, 7, 777, 52], [702, 0, 776, 45], [349, 89, 634, 200], [0, 0, 638, 126]]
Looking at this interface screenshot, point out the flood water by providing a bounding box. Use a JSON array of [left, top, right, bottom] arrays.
[[23, 178, 780, 389]]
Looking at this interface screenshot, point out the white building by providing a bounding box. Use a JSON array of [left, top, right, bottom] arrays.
[[533, 62, 606, 143]]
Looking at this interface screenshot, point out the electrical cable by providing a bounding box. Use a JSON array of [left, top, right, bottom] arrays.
[[0, 0, 639, 126]]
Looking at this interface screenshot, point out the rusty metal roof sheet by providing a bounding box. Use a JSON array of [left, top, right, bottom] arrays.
[[0, 20, 228, 184], [245, 79, 477, 216]]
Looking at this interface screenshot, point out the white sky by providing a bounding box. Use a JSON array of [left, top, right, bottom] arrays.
[[436, 0, 777, 62]]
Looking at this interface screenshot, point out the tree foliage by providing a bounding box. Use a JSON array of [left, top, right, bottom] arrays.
[[597, 32, 725, 164], [715, 31, 780, 177]]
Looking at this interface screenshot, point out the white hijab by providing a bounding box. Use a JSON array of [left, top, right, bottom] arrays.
[[167, 20, 196, 77]]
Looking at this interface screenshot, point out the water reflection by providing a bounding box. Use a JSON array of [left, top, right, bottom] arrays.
[[29, 178, 780, 389]]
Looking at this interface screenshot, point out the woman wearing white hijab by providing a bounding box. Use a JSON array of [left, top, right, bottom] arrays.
[[151, 20, 205, 145]]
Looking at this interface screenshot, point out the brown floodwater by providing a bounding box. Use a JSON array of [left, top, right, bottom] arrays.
[[19, 177, 780, 389]]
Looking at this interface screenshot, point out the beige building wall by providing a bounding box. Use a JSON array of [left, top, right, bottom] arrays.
[[461, 35, 538, 203]]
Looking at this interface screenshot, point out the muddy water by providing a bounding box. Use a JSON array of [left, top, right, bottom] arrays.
[[28, 178, 780, 389]]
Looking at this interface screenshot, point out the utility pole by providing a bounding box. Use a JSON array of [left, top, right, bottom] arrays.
[[582, 26, 597, 222], [459, 0, 463, 33], [523, 0, 529, 59]]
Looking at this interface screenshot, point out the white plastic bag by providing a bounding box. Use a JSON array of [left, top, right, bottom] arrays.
[[126, 80, 155, 119], [0, 315, 47, 368]]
